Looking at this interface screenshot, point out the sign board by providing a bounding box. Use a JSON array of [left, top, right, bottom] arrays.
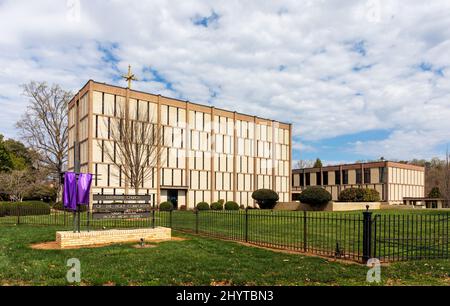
[[92, 194, 153, 220], [93, 212, 152, 220], [93, 194, 152, 201]]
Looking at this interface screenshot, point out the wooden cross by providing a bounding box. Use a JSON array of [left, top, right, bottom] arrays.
[[122, 64, 138, 89]]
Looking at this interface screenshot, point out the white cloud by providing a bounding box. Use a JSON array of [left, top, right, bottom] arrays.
[[0, 0, 449, 161]]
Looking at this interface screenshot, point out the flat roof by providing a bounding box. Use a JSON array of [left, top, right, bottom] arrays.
[[69, 80, 292, 127], [292, 161, 425, 173]]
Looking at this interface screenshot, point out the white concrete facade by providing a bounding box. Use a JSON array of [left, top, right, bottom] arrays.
[[68, 80, 292, 209]]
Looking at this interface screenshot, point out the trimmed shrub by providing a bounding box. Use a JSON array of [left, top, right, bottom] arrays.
[[210, 202, 224, 210], [196, 202, 210, 211], [251, 189, 279, 209], [218, 199, 225, 205], [362, 189, 381, 202], [0, 201, 51, 217], [298, 187, 332, 206], [224, 201, 239, 210], [338, 188, 380, 202], [159, 201, 174, 211]]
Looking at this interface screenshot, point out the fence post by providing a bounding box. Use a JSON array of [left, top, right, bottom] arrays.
[[17, 204, 21, 225], [152, 209, 155, 229], [195, 209, 199, 234], [245, 208, 249, 242], [151, 200, 156, 229], [362, 206, 373, 263], [303, 210, 307, 252], [169, 210, 173, 228]]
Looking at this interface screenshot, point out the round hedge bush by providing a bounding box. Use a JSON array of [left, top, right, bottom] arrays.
[[251, 189, 279, 209], [196, 202, 210, 211], [338, 188, 380, 202], [299, 187, 332, 206], [210, 202, 223, 210], [159, 201, 174, 211], [224, 201, 239, 210]]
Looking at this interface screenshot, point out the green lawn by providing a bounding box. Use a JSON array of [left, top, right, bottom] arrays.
[[0, 225, 449, 286], [1, 208, 449, 262]]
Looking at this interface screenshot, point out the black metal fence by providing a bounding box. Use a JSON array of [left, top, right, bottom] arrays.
[[0, 205, 448, 263]]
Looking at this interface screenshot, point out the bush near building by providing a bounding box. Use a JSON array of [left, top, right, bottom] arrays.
[[224, 201, 239, 210], [196, 202, 210, 211], [210, 202, 224, 210], [298, 187, 332, 206], [338, 188, 380, 202], [159, 201, 174, 211], [252, 189, 279, 209]]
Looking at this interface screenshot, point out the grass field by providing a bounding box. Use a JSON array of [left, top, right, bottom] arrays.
[[0, 225, 449, 286], [1, 208, 449, 262]]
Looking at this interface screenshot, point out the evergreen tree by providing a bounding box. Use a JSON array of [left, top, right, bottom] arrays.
[[313, 158, 323, 168]]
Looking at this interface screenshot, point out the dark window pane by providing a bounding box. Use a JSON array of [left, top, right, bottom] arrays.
[[317, 172, 322, 185], [379, 167, 385, 183], [343, 170, 348, 185], [323, 171, 328, 185], [356, 169, 362, 184], [335, 170, 341, 185], [364, 168, 371, 184], [305, 173, 310, 186]]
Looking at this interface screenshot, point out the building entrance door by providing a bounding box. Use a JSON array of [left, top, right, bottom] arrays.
[[168, 189, 178, 209]]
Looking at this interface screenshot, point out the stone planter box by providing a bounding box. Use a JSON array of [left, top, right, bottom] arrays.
[[56, 227, 171, 249], [295, 201, 381, 212]]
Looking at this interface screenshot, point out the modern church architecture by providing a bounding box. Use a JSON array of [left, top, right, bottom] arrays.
[[292, 161, 425, 204], [67, 80, 292, 209]]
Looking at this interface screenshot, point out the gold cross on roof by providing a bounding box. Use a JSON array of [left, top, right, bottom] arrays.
[[122, 65, 138, 89]]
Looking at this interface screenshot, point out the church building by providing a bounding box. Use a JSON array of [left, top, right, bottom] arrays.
[[67, 79, 292, 209]]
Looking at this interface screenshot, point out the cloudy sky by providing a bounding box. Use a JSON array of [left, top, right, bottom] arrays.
[[1, 0, 449, 165]]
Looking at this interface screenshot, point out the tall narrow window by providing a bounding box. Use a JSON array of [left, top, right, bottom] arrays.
[[300, 173, 304, 186], [305, 173, 310, 186], [323, 171, 328, 185], [335, 170, 341, 185], [343, 170, 348, 185], [364, 168, 371, 184], [356, 169, 362, 184], [316, 172, 322, 185], [379, 167, 386, 183]]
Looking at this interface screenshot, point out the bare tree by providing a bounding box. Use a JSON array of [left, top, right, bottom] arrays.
[[295, 159, 315, 169], [100, 103, 165, 194], [16, 81, 71, 195], [0, 170, 34, 202]]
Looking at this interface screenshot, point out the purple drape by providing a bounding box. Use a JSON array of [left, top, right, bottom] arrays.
[[77, 173, 93, 206], [63, 172, 77, 211]]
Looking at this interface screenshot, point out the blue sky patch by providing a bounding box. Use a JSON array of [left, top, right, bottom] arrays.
[[192, 11, 220, 27], [418, 62, 445, 76], [295, 129, 392, 164], [97, 42, 120, 64], [142, 67, 174, 92], [352, 64, 373, 72], [350, 40, 367, 56]]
